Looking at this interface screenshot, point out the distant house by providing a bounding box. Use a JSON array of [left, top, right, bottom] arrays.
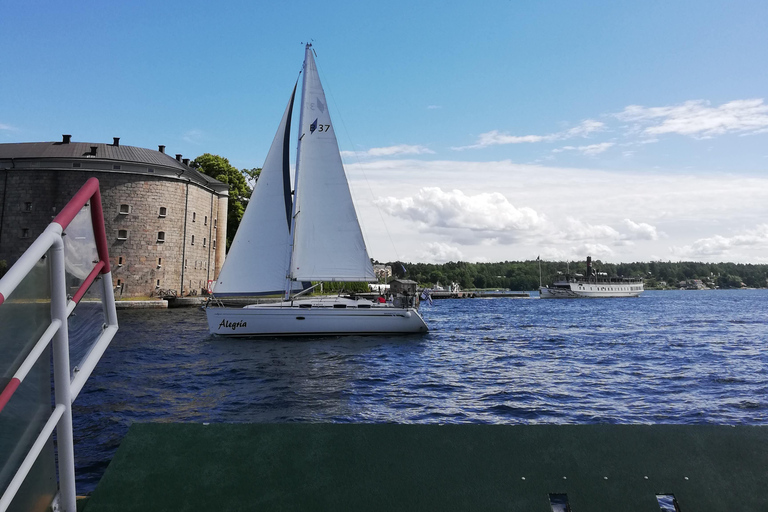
[[679, 279, 708, 290], [373, 264, 392, 280], [0, 136, 229, 298]]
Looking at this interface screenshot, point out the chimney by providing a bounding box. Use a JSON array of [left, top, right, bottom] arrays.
[[182, 158, 190, 166], [586, 256, 593, 279], [175, 154, 182, 161], [90, 146, 98, 156], [62, 134, 71, 144], [113, 137, 120, 146], [158, 145, 166, 154]]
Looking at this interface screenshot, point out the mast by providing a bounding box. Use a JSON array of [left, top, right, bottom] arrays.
[[284, 44, 311, 300]]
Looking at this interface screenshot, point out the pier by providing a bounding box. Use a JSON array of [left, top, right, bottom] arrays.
[[429, 290, 530, 299], [81, 423, 768, 511]]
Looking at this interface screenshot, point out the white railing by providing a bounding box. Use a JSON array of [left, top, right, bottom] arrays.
[[0, 178, 118, 512]]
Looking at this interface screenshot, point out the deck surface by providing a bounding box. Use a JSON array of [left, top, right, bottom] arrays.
[[83, 423, 768, 511]]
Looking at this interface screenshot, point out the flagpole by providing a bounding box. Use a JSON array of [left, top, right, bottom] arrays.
[[537, 256, 542, 288]]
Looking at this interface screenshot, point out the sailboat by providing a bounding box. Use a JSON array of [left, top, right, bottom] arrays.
[[206, 45, 429, 336]]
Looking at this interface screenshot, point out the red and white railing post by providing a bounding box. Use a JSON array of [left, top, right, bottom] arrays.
[[0, 178, 117, 512], [50, 233, 77, 512]]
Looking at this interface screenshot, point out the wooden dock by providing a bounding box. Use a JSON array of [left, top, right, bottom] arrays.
[[430, 291, 530, 299]]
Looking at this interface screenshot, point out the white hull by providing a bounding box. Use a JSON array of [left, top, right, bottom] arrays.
[[207, 298, 428, 336], [539, 282, 643, 299]]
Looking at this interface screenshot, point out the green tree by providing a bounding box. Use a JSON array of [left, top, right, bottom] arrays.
[[191, 154, 253, 250], [242, 167, 262, 187], [428, 270, 445, 286], [717, 274, 743, 289]]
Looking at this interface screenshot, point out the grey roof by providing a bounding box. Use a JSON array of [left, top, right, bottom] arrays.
[[0, 141, 228, 192]]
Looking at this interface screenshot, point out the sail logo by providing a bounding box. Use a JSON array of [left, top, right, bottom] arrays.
[[309, 119, 331, 134], [310, 98, 325, 113], [219, 319, 247, 331]]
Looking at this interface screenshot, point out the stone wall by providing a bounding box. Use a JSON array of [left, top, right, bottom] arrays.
[[0, 169, 227, 298]]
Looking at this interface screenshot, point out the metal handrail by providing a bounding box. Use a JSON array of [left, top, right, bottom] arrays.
[[0, 177, 118, 512]]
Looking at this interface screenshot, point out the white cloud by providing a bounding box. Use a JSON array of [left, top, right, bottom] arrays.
[[553, 142, 614, 156], [580, 142, 614, 155], [374, 187, 544, 243], [575, 243, 615, 259], [615, 99, 768, 138], [427, 105, 442, 110], [453, 119, 604, 150], [182, 129, 204, 144], [563, 120, 605, 138], [559, 217, 621, 241], [670, 224, 768, 259], [346, 158, 768, 263], [415, 242, 464, 263], [342, 144, 434, 159], [622, 219, 659, 240], [0, 122, 16, 131]]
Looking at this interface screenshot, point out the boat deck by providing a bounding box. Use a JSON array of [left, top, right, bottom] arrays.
[[81, 423, 768, 511]]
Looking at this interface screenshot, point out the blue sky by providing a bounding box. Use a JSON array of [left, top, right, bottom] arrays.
[[3, 1, 768, 264]]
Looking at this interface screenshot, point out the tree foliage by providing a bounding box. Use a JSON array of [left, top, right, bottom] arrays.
[[191, 154, 260, 250], [387, 259, 768, 290]]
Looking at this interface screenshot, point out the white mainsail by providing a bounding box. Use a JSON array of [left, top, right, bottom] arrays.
[[213, 85, 299, 296], [289, 46, 377, 283]]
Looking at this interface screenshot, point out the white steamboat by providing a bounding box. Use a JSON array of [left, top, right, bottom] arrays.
[[539, 256, 644, 299]]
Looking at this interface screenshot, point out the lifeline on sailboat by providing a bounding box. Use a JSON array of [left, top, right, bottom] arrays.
[[206, 45, 428, 336]]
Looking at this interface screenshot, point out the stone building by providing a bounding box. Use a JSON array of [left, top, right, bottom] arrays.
[[0, 136, 229, 298]]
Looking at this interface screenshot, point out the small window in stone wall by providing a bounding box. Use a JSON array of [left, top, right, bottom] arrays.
[[213, 239, 216, 249], [191, 235, 195, 245], [119, 204, 130, 215], [204, 215, 208, 225], [156, 279, 160, 287], [203, 237, 207, 247], [113, 165, 121, 170], [214, 218, 217, 228], [157, 257, 162, 268], [159, 206, 167, 218], [21, 228, 30, 238], [116, 279, 122, 287], [192, 212, 196, 222], [147, 167, 155, 173], [184, 259, 188, 269], [117, 229, 128, 240], [23, 202, 32, 212], [157, 231, 165, 243], [118, 256, 124, 267]]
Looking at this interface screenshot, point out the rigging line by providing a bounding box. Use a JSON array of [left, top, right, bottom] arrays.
[[314, 57, 403, 265]]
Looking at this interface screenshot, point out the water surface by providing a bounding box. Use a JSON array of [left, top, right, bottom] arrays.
[[73, 290, 768, 492]]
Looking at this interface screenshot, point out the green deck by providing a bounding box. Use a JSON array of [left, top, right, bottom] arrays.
[[83, 423, 768, 511]]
